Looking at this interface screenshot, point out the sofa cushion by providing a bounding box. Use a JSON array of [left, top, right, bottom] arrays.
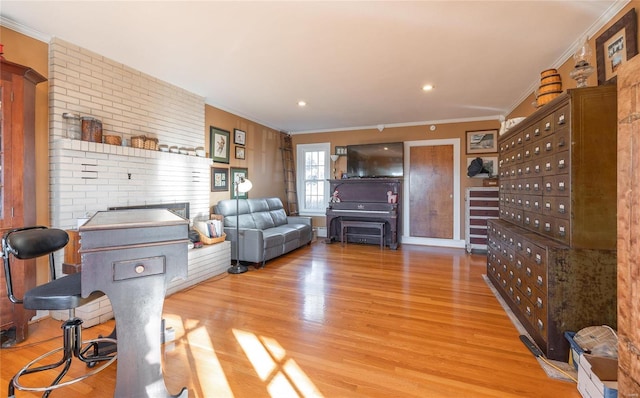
[[271, 225, 300, 243], [252, 211, 275, 230], [261, 228, 285, 249], [270, 208, 288, 226]]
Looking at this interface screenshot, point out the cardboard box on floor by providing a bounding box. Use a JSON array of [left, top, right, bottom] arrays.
[[577, 354, 618, 398]]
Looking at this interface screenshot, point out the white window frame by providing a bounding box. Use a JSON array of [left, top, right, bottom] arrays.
[[296, 142, 331, 216]]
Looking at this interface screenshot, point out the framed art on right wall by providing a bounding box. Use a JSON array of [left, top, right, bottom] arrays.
[[596, 8, 638, 85]]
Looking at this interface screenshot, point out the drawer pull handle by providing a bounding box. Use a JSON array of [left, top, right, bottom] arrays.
[[525, 133, 531, 141], [558, 114, 565, 125], [559, 226, 566, 237], [526, 287, 532, 297], [545, 122, 551, 131], [545, 162, 552, 171], [546, 182, 552, 191], [558, 181, 566, 191], [536, 298, 543, 309], [535, 254, 542, 265], [526, 306, 532, 316], [135, 264, 145, 274], [526, 267, 532, 277], [537, 276, 543, 286], [535, 165, 541, 173], [558, 138, 565, 147], [558, 159, 565, 168], [534, 147, 540, 155], [537, 320, 544, 330], [534, 128, 540, 136], [559, 204, 566, 214], [546, 142, 552, 151]]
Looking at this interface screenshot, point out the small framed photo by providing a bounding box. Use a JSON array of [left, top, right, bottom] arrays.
[[466, 129, 498, 154], [211, 167, 229, 192], [210, 126, 230, 164], [466, 156, 497, 178], [335, 146, 347, 156], [596, 8, 638, 85], [231, 167, 249, 199], [235, 146, 245, 160], [234, 129, 246, 146]]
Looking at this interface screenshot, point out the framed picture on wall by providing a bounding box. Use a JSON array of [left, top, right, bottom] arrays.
[[211, 167, 229, 192], [230, 167, 249, 199], [466, 129, 498, 154], [466, 156, 497, 178], [235, 146, 245, 160], [210, 126, 230, 164], [596, 8, 638, 85], [234, 128, 246, 146]]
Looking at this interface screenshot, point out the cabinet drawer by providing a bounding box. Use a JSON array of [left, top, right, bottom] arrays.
[[554, 104, 569, 130], [522, 177, 543, 193], [543, 196, 570, 219], [541, 155, 554, 176], [113, 255, 165, 281], [543, 175, 570, 196], [522, 195, 543, 212], [540, 114, 555, 137], [554, 128, 570, 151], [555, 151, 570, 174], [470, 209, 499, 217], [469, 189, 499, 198], [469, 199, 498, 207]]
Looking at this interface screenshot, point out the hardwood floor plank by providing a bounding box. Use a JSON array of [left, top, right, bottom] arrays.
[[1, 242, 580, 397]]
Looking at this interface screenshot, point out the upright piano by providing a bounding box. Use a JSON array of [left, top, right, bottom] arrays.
[[325, 178, 402, 249]]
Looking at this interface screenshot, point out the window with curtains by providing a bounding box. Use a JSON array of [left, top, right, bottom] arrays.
[[296, 143, 330, 215]]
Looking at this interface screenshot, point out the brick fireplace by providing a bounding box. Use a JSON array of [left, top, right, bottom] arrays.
[[46, 38, 230, 326]]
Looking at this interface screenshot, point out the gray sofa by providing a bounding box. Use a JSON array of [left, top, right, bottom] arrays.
[[214, 197, 312, 266]]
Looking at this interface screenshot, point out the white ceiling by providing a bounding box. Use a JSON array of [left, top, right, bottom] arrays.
[[0, 1, 626, 134]]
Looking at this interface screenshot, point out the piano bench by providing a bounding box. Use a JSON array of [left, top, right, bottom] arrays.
[[341, 221, 385, 249]]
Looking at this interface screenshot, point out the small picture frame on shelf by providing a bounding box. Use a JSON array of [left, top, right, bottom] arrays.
[[234, 129, 246, 146], [335, 146, 347, 156], [235, 146, 245, 160]]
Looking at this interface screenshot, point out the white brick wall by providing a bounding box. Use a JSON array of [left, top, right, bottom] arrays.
[[47, 39, 230, 326], [49, 38, 204, 148]]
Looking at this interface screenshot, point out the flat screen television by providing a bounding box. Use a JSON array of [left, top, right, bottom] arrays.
[[346, 142, 404, 178]]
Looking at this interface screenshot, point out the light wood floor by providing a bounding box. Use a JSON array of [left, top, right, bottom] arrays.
[[0, 241, 580, 397]]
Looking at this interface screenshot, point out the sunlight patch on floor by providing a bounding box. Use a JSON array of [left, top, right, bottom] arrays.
[[233, 329, 323, 398], [186, 325, 234, 397]]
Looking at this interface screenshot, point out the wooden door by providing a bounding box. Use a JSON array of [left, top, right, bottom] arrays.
[[408, 144, 454, 239], [617, 54, 640, 397]]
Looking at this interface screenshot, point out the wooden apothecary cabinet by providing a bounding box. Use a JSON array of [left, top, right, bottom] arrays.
[[488, 85, 617, 360]]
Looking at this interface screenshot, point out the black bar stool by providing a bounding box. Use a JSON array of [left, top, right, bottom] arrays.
[[2, 226, 117, 397]]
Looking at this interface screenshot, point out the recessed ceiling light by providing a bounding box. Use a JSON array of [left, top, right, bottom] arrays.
[[422, 84, 434, 91], [298, 100, 307, 107]]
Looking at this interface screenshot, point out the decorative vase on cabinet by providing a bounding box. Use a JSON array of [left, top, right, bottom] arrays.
[[0, 58, 46, 346]]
